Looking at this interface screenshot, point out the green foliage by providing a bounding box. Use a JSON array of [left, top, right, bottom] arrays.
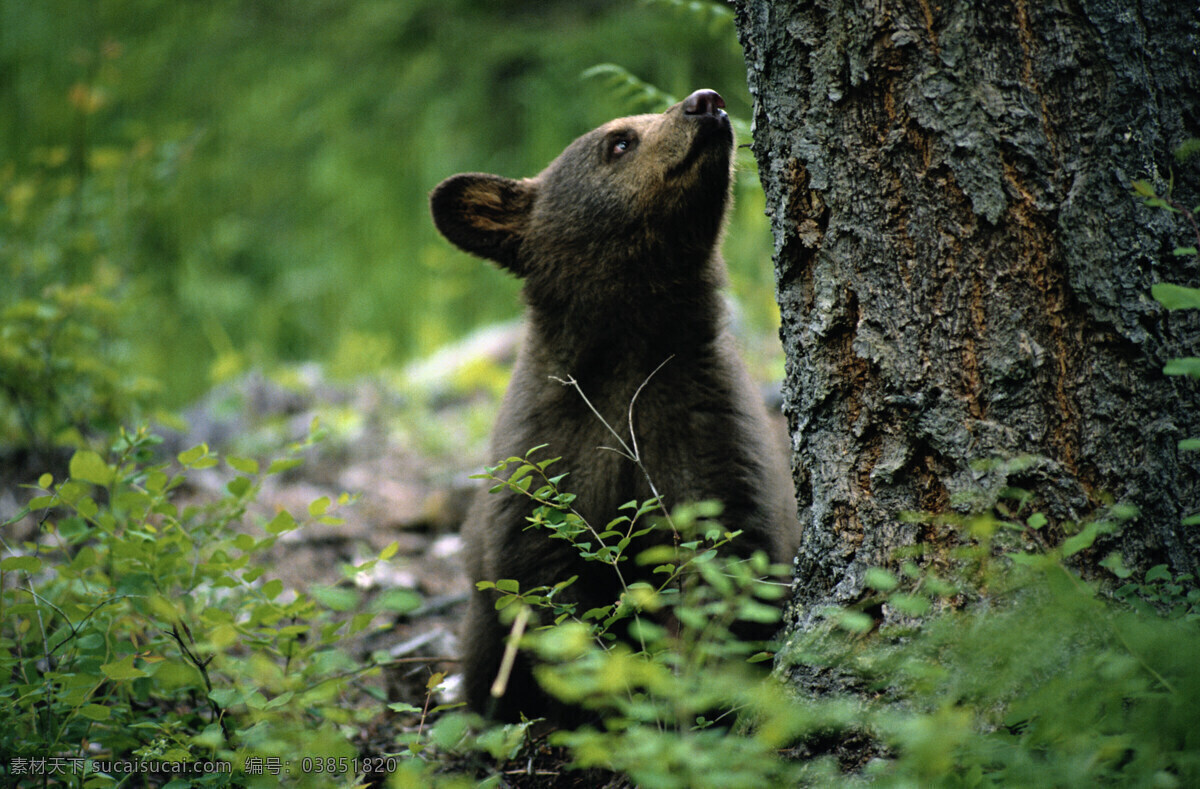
[[0, 135, 163, 455], [451, 441, 1200, 788], [1, 0, 772, 406], [1136, 141, 1200, 518], [472, 445, 800, 788], [0, 280, 155, 454], [778, 500, 1200, 788], [8, 424, 1197, 787], [0, 426, 400, 787]]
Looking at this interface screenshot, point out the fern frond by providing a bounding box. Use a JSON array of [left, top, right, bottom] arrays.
[[581, 64, 678, 113]]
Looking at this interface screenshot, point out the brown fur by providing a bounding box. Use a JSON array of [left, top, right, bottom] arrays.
[[430, 90, 800, 723]]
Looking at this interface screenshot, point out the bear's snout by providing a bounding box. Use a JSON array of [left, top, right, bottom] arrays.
[[683, 89, 725, 118]]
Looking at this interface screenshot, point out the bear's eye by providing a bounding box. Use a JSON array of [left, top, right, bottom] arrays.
[[606, 132, 637, 161]]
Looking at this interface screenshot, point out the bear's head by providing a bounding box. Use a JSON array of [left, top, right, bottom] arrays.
[[430, 89, 734, 307]]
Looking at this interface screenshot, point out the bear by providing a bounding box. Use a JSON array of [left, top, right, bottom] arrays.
[[429, 88, 800, 724]]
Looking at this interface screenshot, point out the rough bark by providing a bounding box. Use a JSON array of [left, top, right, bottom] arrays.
[[734, 0, 1200, 664]]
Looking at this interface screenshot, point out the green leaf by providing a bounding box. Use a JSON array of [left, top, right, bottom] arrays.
[[375, 588, 422, 614], [388, 702, 422, 714], [262, 579, 284, 600], [1163, 358, 1200, 378], [78, 703, 112, 721], [889, 593, 932, 617], [835, 610, 874, 634], [350, 612, 375, 635], [1178, 438, 1200, 451], [1007, 551, 1056, 569], [1143, 198, 1178, 212], [208, 687, 244, 708], [266, 457, 304, 475], [1, 556, 41, 573], [101, 655, 148, 681], [226, 476, 252, 497], [1131, 179, 1157, 198], [1152, 282, 1200, 311], [1061, 522, 1100, 557], [310, 585, 359, 611], [1174, 137, 1200, 163], [76, 496, 98, 519], [1025, 512, 1048, 530], [265, 510, 298, 535], [1173, 247, 1198, 256], [495, 579, 520, 593], [69, 450, 113, 486], [1109, 503, 1139, 521], [1145, 564, 1173, 583], [738, 600, 783, 623], [863, 567, 898, 592], [227, 456, 259, 474], [176, 444, 209, 466], [1099, 552, 1133, 579]]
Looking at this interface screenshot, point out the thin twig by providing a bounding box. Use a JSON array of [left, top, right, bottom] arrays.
[[491, 606, 531, 700], [551, 356, 678, 533], [626, 355, 676, 466], [167, 623, 233, 745]]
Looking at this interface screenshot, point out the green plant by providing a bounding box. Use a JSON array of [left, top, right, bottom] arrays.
[[0, 425, 414, 787], [453, 439, 1200, 789], [2, 0, 771, 406], [1, 156, 162, 458], [461, 437, 797, 787], [770, 489, 1200, 788], [1134, 140, 1200, 527]]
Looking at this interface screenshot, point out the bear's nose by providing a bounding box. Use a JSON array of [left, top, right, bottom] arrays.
[[683, 89, 725, 117]]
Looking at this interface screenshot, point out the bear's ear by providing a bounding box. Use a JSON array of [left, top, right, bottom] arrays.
[[430, 173, 536, 273]]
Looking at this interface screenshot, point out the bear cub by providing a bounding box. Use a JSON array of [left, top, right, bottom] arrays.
[[430, 89, 800, 724]]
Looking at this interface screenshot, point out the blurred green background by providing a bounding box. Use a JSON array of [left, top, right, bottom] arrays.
[[1, 0, 776, 451]]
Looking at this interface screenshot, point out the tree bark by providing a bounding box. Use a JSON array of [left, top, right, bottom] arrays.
[[734, 0, 1200, 661]]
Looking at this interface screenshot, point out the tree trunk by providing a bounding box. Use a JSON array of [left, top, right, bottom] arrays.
[[733, 0, 1200, 661]]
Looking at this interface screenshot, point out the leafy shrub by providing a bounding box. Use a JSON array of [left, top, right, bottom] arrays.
[[0, 426, 407, 787], [1, 157, 161, 459], [7, 424, 1196, 788], [773, 494, 1200, 788], [452, 444, 800, 788], [454, 441, 1200, 788]]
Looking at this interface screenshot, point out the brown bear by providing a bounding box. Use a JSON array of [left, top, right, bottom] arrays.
[[430, 89, 800, 724]]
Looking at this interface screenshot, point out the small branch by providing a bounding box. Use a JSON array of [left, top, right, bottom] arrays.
[[626, 355, 675, 466], [491, 606, 531, 700], [551, 358, 678, 533], [45, 594, 132, 657], [549, 374, 636, 462], [167, 623, 233, 746]]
